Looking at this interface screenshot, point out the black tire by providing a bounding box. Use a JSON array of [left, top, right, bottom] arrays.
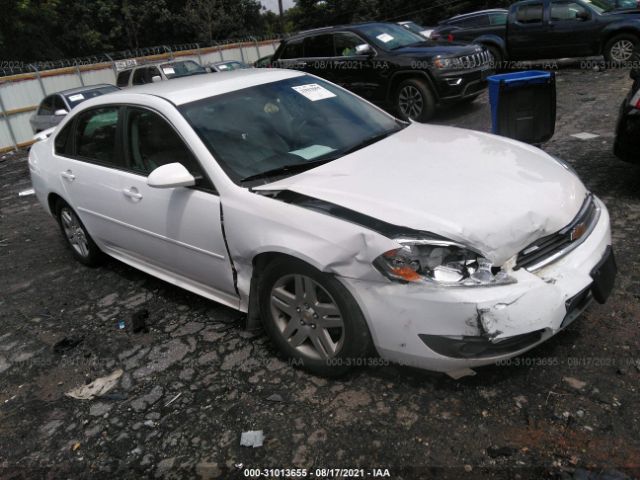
[[258, 257, 374, 377], [604, 34, 639, 65], [55, 200, 103, 267], [485, 44, 503, 70], [395, 78, 436, 122]]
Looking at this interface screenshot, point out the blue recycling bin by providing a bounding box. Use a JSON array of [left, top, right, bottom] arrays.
[[488, 70, 556, 144]]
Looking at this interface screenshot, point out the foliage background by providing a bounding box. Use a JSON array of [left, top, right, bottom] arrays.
[[0, 0, 511, 61]]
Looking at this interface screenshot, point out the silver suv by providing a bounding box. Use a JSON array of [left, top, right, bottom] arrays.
[[116, 60, 207, 88]]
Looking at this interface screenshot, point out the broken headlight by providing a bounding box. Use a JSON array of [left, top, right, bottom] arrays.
[[374, 238, 516, 287]]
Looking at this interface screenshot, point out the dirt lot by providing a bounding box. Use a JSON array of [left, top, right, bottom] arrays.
[[1, 67, 639, 480]]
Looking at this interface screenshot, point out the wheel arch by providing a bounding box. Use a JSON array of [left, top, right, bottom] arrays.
[[47, 191, 67, 216], [244, 250, 328, 330], [601, 27, 640, 54]]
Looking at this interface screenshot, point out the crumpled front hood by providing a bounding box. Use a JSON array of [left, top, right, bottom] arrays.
[[255, 124, 587, 265]]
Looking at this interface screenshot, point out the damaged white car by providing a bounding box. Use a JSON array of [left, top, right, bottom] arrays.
[[28, 69, 617, 376]]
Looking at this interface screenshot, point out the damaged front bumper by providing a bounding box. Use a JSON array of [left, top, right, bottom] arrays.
[[338, 197, 614, 373]]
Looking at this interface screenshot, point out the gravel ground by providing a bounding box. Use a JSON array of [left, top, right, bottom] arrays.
[[0, 67, 639, 480]]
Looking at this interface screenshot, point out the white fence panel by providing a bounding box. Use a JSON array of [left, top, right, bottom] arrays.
[[80, 68, 117, 87], [0, 40, 280, 152]]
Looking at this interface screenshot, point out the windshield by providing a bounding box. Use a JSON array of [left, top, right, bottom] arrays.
[[64, 86, 119, 109], [400, 22, 424, 34], [216, 61, 249, 71], [179, 75, 405, 184], [161, 60, 207, 79], [357, 23, 427, 50], [582, 0, 613, 13]]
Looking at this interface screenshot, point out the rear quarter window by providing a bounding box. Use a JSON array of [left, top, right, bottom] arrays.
[[117, 70, 132, 87]]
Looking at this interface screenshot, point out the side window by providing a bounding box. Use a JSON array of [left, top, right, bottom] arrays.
[[132, 68, 147, 85], [516, 4, 544, 23], [280, 38, 304, 59], [75, 107, 120, 166], [303, 34, 333, 57], [54, 121, 74, 156], [126, 107, 206, 181], [452, 15, 490, 28], [490, 13, 508, 25], [117, 70, 132, 87], [334, 33, 364, 57], [550, 1, 588, 21], [53, 95, 67, 112], [38, 96, 54, 115]]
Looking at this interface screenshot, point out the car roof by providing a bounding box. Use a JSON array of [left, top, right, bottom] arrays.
[[86, 68, 304, 106], [55, 84, 116, 96], [294, 21, 395, 38], [444, 8, 508, 22]]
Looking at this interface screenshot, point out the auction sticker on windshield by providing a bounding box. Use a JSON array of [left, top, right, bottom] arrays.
[[292, 84, 336, 101], [163, 67, 175, 75], [376, 33, 394, 43], [68, 94, 84, 102]]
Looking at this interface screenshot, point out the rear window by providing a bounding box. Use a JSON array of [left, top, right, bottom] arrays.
[[64, 86, 118, 109], [117, 70, 132, 87], [489, 12, 508, 25], [516, 4, 544, 23]]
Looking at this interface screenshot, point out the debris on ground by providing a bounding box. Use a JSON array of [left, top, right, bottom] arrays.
[[571, 132, 600, 140], [131, 308, 150, 334], [240, 430, 264, 448], [18, 188, 35, 197], [65, 369, 124, 400], [52, 336, 83, 354], [563, 376, 587, 390], [446, 368, 476, 380]]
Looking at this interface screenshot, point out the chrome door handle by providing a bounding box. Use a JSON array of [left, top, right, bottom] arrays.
[[123, 188, 143, 200], [60, 170, 75, 181]]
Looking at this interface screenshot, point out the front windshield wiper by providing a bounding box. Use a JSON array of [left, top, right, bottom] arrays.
[[240, 158, 334, 184]]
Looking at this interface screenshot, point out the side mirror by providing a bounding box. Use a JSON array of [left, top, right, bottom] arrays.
[[147, 163, 196, 189], [355, 43, 374, 56], [54, 109, 68, 116], [151, 75, 162, 83]]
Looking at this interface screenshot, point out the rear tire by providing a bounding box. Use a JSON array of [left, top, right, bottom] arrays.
[[604, 34, 638, 65], [395, 78, 436, 122], [258, 257, 374, 377], [55, 200, 103, 267]]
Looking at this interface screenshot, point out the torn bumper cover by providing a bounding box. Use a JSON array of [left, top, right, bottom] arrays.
[[337, 198, 614, 373]]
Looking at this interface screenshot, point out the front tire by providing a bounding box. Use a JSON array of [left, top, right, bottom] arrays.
[[56, 201, 103, 267], [395, 78, 436, 122], [604, 34, 638, 65], [258, 257, 374, 377]]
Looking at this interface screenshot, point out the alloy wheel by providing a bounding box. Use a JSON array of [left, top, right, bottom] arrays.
[[399, 85, 424, 119], [270, 274, 345, 360], [60, 207, 89, 258], [611, 40, 635, 63]]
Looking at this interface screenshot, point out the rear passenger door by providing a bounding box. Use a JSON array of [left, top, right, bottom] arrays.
[[508, 2, 551, 60], [55, 106, 130, 248]]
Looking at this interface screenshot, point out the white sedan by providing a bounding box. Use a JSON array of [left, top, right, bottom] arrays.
[[28, 69, 616, 376]]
